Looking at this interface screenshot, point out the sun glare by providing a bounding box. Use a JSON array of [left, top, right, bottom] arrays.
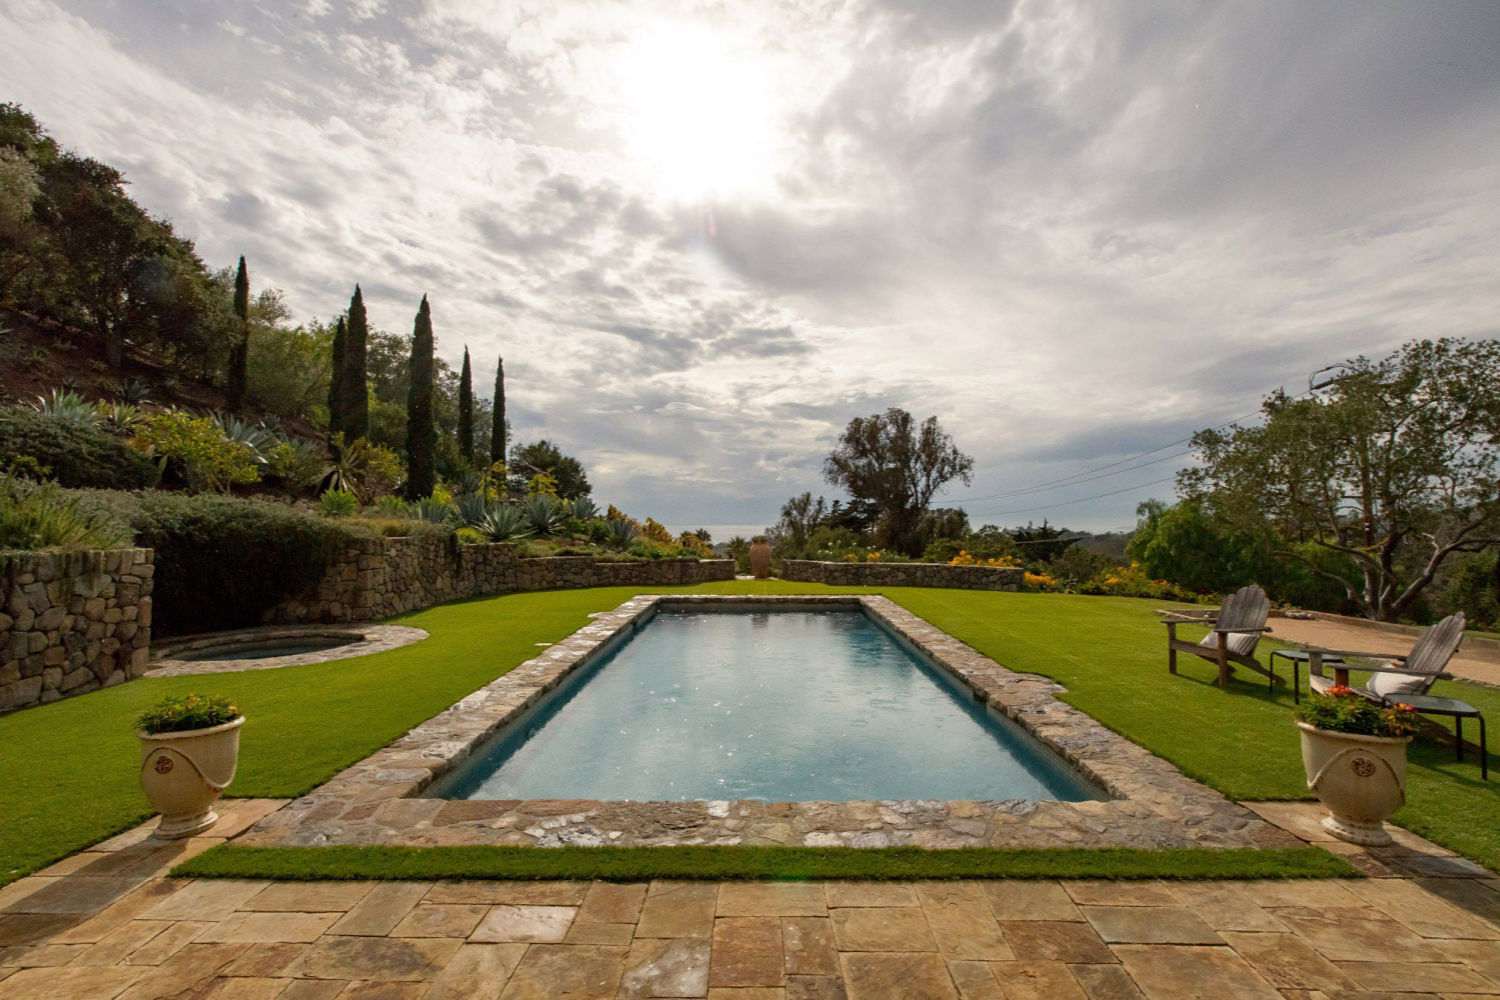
[[615, 22, 782, 203]]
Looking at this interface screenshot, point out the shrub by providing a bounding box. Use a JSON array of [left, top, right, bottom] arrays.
[[0, 408, 159, 488], [1296, 688, 1420, 738], [132, 411, 260, 493], [84, 491, 371, 635], [522, 495, 566, 536], [31, 388, 98, 427], [0, 477, 131, 550], [137, 693, 239, 734], [319, 489, 358, 517], [478, 504, 532, 542], [263, 439, 326, 494]]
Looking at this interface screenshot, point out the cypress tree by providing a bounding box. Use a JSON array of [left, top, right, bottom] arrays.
[[342, 284, 370, 441], [458, 346, 474, 465], [404, 295, 437, 500], [226, 255, 250, 411], [327, 316, 346, 435], [490, 355, 506, 467]]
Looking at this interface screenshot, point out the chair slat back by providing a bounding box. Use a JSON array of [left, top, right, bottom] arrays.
[[1216, 585, 1270, 632], [1403, 612, 1466, 677]]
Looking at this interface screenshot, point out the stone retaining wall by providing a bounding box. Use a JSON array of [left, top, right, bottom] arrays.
[[270, 534, 735, 623], [781, 559, 1023, 591], [1, 548, 153, 712]]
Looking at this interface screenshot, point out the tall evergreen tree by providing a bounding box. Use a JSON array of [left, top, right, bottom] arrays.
[[457, 346, 474, 465], [404, 295, 437, 500], [490, 355, 506, 467], [327, 316, 346, 434], [225, 255, 250, 411], [341, 284, 370, 441]]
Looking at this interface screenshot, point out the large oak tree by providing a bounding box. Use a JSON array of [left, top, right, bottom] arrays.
[[1181, 338, 1500, 620]]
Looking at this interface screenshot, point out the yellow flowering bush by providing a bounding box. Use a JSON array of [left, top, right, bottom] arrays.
[[949, 549, 1021, 568], [1024, 571, 1058, 590]]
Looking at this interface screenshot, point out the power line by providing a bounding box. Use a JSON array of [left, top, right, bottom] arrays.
[[936, 404, 1265, 505], [964, 474, 1180, 520]]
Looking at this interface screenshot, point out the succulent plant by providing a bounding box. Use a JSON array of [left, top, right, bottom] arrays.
[[522, 494, 565, 536], [478, 503, 533, 542], [570, 495, 599, 521], [606, 517, 638, 549], [32, 388, 98, 427]]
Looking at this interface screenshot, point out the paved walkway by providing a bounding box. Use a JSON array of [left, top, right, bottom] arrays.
[[1268, 618, 1500, 687], [3, 802, 1500, 998]]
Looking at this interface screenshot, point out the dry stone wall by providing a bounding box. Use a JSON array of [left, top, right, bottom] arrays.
[[270, 534, 735, 623], [1, 548, 153, 712], [781, 559, 1022, 591]]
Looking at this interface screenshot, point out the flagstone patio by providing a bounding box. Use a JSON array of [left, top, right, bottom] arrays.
[[3, 800, 1499, 998]]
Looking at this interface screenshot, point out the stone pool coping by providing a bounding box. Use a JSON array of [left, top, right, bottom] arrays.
[[147, 624, 428, 677], [237, 595, 1300, 851]]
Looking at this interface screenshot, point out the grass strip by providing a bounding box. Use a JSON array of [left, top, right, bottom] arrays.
[[173, 844, 1357, 882]]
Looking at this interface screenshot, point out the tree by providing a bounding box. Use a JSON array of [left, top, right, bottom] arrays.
[[491, 355, 507, 467], [327, 316, 346, 432], [225, 255, 250, 411], [771, 492, 829, 555], [340, 285, 369, 441], [508, 439, 591, 499], [403, 295, 436, 500], [1127, 499, 1271, 595], [1182, 338, 1500, 620], [823, 408, 974, 556], [457, 346, 474, 465]]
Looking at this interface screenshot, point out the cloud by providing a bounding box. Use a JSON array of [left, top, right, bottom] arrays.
[[4, 0, 1500, 531]]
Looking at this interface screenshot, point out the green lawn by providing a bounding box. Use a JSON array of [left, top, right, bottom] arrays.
[[176, 845, 1351, 882], [2, 581, 1496, 885]]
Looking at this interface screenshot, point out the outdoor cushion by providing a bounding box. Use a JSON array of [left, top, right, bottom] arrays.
[[1369, 663, 1431, 699], [1198, 631, 1259, 657]]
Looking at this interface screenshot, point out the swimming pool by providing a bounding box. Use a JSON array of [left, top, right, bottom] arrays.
[[433, 607, 1101, 802]]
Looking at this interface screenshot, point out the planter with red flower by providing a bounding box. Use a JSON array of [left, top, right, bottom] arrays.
[[136, 694, 244, 839], [1295, 686, 1419, 846]]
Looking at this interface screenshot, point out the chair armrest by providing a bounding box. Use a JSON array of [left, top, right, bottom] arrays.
[[1213, 626, 1272, 634], [1347, 663, 1444, 677], [1159, 613, 1217, 625], [1301, 647, 1410, 661]]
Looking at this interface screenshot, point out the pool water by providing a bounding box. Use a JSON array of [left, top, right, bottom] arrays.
[[434, 609, 1101, 802]]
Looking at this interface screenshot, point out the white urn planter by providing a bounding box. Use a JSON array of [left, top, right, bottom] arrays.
[[1297, 721, 1409, 846], [138, 717, 244, 839]]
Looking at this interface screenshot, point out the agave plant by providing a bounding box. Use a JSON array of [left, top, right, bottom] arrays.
[[416, 497, 457, 524], [478, 503, 533, 542], [120, 377, 151, 404], [212, 412, 276, 463], [570, 495, 599, 521], [454, 492, 491, 529], [94, 401, 145, 433], [606, 517, 638, 549], [522, 494, 566, 536], [32, 388, 98, 427]]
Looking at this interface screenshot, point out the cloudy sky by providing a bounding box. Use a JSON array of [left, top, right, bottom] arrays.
[[4, 0, 1499, 535]]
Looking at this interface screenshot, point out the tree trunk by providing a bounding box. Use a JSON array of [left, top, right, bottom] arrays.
[[102, 321, 123, 368]]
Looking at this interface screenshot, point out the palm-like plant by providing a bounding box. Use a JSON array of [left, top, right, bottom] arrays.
[[94, 401, 145, 433], [478, 504, 533, 542]]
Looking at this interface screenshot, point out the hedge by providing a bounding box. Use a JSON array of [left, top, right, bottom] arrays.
[[71, 491, 376, 635], [0, 409, 159, 488]]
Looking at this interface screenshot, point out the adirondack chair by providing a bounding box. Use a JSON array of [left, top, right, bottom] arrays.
[[1307, 612, 1465, 703], [1158, 585, 1273, 688]]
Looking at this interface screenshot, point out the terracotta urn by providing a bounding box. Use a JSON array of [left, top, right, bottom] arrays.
[[1297, 721, 1409, 846], [138, 717, 244, 838], [748, 537, 773, 579]]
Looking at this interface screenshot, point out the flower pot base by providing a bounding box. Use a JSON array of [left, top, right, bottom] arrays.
[[1321, 812, 1393, 847], [154, 808, 220, 840]]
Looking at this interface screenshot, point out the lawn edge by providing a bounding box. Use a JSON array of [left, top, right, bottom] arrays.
[[172, 844, 1357, 882]]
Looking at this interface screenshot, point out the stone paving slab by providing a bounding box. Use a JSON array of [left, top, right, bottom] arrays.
[[234, 595, 1298, 854], [6, 806, 1500, 999]]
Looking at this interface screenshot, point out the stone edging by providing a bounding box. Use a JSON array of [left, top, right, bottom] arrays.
[[146, 624, 428, 677], [240, 595, 1298, 851]]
